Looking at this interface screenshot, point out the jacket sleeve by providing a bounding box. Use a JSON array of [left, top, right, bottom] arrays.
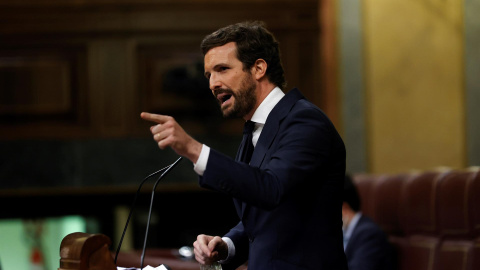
[[221, 221, 249, 270], [199, 105, 340, 211]]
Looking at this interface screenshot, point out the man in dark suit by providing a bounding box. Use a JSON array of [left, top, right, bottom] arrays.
[[141, 21, 347, 270], [343, 175, 393, 270]]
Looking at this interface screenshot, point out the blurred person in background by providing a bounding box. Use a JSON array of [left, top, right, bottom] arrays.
[[343, 174, 394, 270]]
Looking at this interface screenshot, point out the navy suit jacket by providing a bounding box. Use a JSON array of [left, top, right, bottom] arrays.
[[345, 215, 394, 270], [199, 88, 347, 270]]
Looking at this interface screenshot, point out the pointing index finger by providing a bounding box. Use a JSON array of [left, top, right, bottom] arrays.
[[140, 112, 168, 124]]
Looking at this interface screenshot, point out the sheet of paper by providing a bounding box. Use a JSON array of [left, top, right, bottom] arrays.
[[117, 264, 169, 270]]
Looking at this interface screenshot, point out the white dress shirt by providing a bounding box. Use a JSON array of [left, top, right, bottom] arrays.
[[343, 212, 362, 250]]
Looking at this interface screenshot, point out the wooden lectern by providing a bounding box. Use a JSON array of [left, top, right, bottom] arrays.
[[58, 232, 117, 270], [58, 232, 201, 270], [58, 232, 244, 270]]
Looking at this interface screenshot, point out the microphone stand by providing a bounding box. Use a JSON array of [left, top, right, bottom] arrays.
[[140, 157, 183, 269], [113, 156, 183, 269]]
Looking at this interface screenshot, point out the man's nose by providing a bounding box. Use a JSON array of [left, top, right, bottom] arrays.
[[209, 74, 222, 90]]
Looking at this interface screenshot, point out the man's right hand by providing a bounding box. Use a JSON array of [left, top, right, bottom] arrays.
[[140, 112, 203, 164]]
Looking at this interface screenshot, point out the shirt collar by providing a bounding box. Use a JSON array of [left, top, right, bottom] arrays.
[[250, 87, 285, 125], [344, 212, 362, 240]]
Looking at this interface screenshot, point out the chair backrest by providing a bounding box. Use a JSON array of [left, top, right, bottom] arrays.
[[469, 168, 480, 237], [371, 173, 410, 236], [352, 173, 381, 219], [353, 167, 480, 270], [437, 170, 475, 238]]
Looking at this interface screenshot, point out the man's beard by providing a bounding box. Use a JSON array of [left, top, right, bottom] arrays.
[[218, 73, 257, 119]]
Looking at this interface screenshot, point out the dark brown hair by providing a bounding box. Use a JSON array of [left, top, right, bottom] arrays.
[[201, 21, 286, 89], [344, 174, 361, 212]]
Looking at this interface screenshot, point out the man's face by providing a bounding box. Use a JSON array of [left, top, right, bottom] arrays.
[[204, 42, 257, 119], [342, 202, 351, 230]]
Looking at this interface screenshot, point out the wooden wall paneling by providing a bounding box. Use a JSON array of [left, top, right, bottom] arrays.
[[298, 35, 321, 104], [0, 44, 89, 139], [0, 0, 323, 140], [87, 39, 137, 137], [0, 55, 71, 115], [0, 1, 319, 34], [278, 31, 321, 102]]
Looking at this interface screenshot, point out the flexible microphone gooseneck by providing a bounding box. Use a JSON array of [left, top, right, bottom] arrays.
[[114, 162, 173, 264], [113, 156, 183, 269], [140, 156, 183, 269]]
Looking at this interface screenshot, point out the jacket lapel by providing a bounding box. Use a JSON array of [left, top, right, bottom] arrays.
[[249, 88, 304, 167], [241, 89, 304, 217]]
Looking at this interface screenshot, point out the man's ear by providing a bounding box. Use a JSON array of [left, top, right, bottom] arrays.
[[252, 59, 267, 80]]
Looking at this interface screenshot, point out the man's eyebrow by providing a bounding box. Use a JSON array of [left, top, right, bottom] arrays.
[[204, 63, 227, 78]]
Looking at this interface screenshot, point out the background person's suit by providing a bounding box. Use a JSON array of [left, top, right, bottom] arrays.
[[199, 88, 348, 270], [345, 214, 394, 270]]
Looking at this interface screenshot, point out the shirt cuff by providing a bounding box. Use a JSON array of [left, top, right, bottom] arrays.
[[219, 237, 235, 263], [193, 144, 210, 176]]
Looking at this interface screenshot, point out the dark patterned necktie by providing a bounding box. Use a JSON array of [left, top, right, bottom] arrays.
[[238, 120, 255, 164]]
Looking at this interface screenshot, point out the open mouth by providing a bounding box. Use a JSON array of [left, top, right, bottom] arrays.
[[216, 93, 233, 105]]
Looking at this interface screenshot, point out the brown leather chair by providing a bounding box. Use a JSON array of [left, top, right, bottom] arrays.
[[469, 168, 480, 237], [394, 171, 446, 270], [352, 167, 480, 270], [435, 170, 477, 270], [352, 173, 382, 219], [468, 169, 480, 270], [370, 173, 411, 270], [438, 170, 475, 237], [371, 173, 409, 236]]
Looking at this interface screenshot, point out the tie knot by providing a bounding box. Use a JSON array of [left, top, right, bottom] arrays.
[[243, 120, 255, 134]]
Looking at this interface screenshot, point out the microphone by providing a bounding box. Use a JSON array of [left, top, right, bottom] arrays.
[[114, 156, 183, 269], [140, 156, 182, 269]]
